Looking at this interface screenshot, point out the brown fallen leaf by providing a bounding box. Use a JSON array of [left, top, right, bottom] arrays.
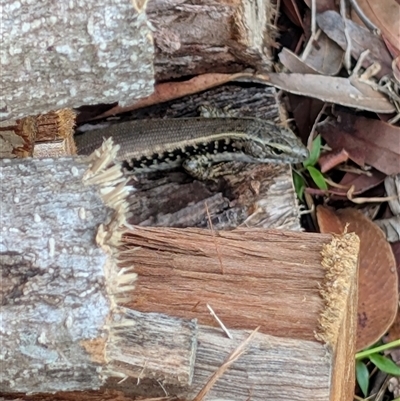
[[278, 48, 320, 75], [279, 31, 343, 76], [91, 71, 395, 121], [317, 112, 400, 175], [355, 0, 400, 55], [237, 73, 395, 113], [317, 10, 393, 79], [316, 205, 399, 351], [386, 241, 400, 363], [391, 241, 400, 293], [335, 170, 386, 195], [281, 0, 304, 28], [393, 55, 400, 84], [289, 95, 325, 142], [315, 204, 343, 233], [318, 149, 350, 173], [303, 0, 338, 13]]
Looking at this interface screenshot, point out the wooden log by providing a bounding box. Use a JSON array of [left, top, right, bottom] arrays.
[[147, 0, 276, 80], [113, 227, 360, 401], [0, 143, 197, 393], [3, 84, 301, 231], [77, 84, 303, 231], [1, 0, 276, 120], [1, 1, 154, 120], [0, 223, 360, 400]]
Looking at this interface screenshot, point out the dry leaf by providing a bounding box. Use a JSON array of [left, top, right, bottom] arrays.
[[385, 174, 400, 215], [318, 149, 350, 173], [303, 31, 344, 76], [238, 73, 395, 113], [317, 206, 399, 350], [303, 0, 338, 13], [279, 32, 343, 76], [334, 170, 386, 196], [375, 175, 400, 241], [92, 71, 396, 121], [279, 48, 320, 74], [289, 95, 325, 141], [375, 216, 400, 242], [317, 10, 393, 79], [281, 0, 304, 28], [315, 205, 343, 233], [318, 112, 400, 175], [355, 0, 400, 55]]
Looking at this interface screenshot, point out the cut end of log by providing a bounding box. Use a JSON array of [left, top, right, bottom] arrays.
[[33, 108, 77, 157], [316, 232, 360, 348]]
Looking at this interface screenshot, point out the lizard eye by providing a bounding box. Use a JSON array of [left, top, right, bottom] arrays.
[[271, 148, 284, 155]]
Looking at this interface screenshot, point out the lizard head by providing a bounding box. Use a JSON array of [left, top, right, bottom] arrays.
[[246, 123, 309, 163]]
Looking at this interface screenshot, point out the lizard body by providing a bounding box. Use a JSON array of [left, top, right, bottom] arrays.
[[75, 117, 308, 179]]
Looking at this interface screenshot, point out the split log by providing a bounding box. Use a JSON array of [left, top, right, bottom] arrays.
[[0, 143, 202, 394], [0, 148, 360, 401], [147, 0, 276, 80], [2, 0, 276, 121], [76, 84, 304, 230], [113, 226, 360, 401], [4, 84, 302, 231], [1, 1, 155, 121]]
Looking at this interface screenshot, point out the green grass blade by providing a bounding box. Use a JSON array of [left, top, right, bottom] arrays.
[[356, 360, 369, 397]]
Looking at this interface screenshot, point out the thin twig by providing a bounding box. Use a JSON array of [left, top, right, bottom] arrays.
[[192, 327, 260, 401], [348, 0, 380, 33], [347, 185, 398, 204], [207, 304, 232, 339], [307, 103, 327, 149], [340, 0, 352, 72], [301, 29, 321, 61], [310, 0, 316, 38]]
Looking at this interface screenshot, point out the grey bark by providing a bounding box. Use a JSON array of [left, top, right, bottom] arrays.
[[0, 0, 155, 120], [0, 155, 199, 393], [0, 157, 110, 392]]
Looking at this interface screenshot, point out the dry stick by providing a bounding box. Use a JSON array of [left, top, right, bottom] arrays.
[[347, 186, 398, 204], [351, 49, 370, 77], [301, 0, 318, 61], [301, 29, 321, 62], [336, 165, 372, 176], [340, 0, 353, 72], [347, 0, 380, 33], [273, 0, 281, 28], [323, 178, 351, 190], [307, 103, 327, 148], [192, 327, 260, 401], [310, 0, 316, 38], [207, 304, 233, 339]]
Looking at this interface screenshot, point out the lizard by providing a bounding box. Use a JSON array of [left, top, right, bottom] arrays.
[[74, 117, 309, 180]]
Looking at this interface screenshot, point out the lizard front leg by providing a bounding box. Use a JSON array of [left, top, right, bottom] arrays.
[[182, 154, 229, 181]]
